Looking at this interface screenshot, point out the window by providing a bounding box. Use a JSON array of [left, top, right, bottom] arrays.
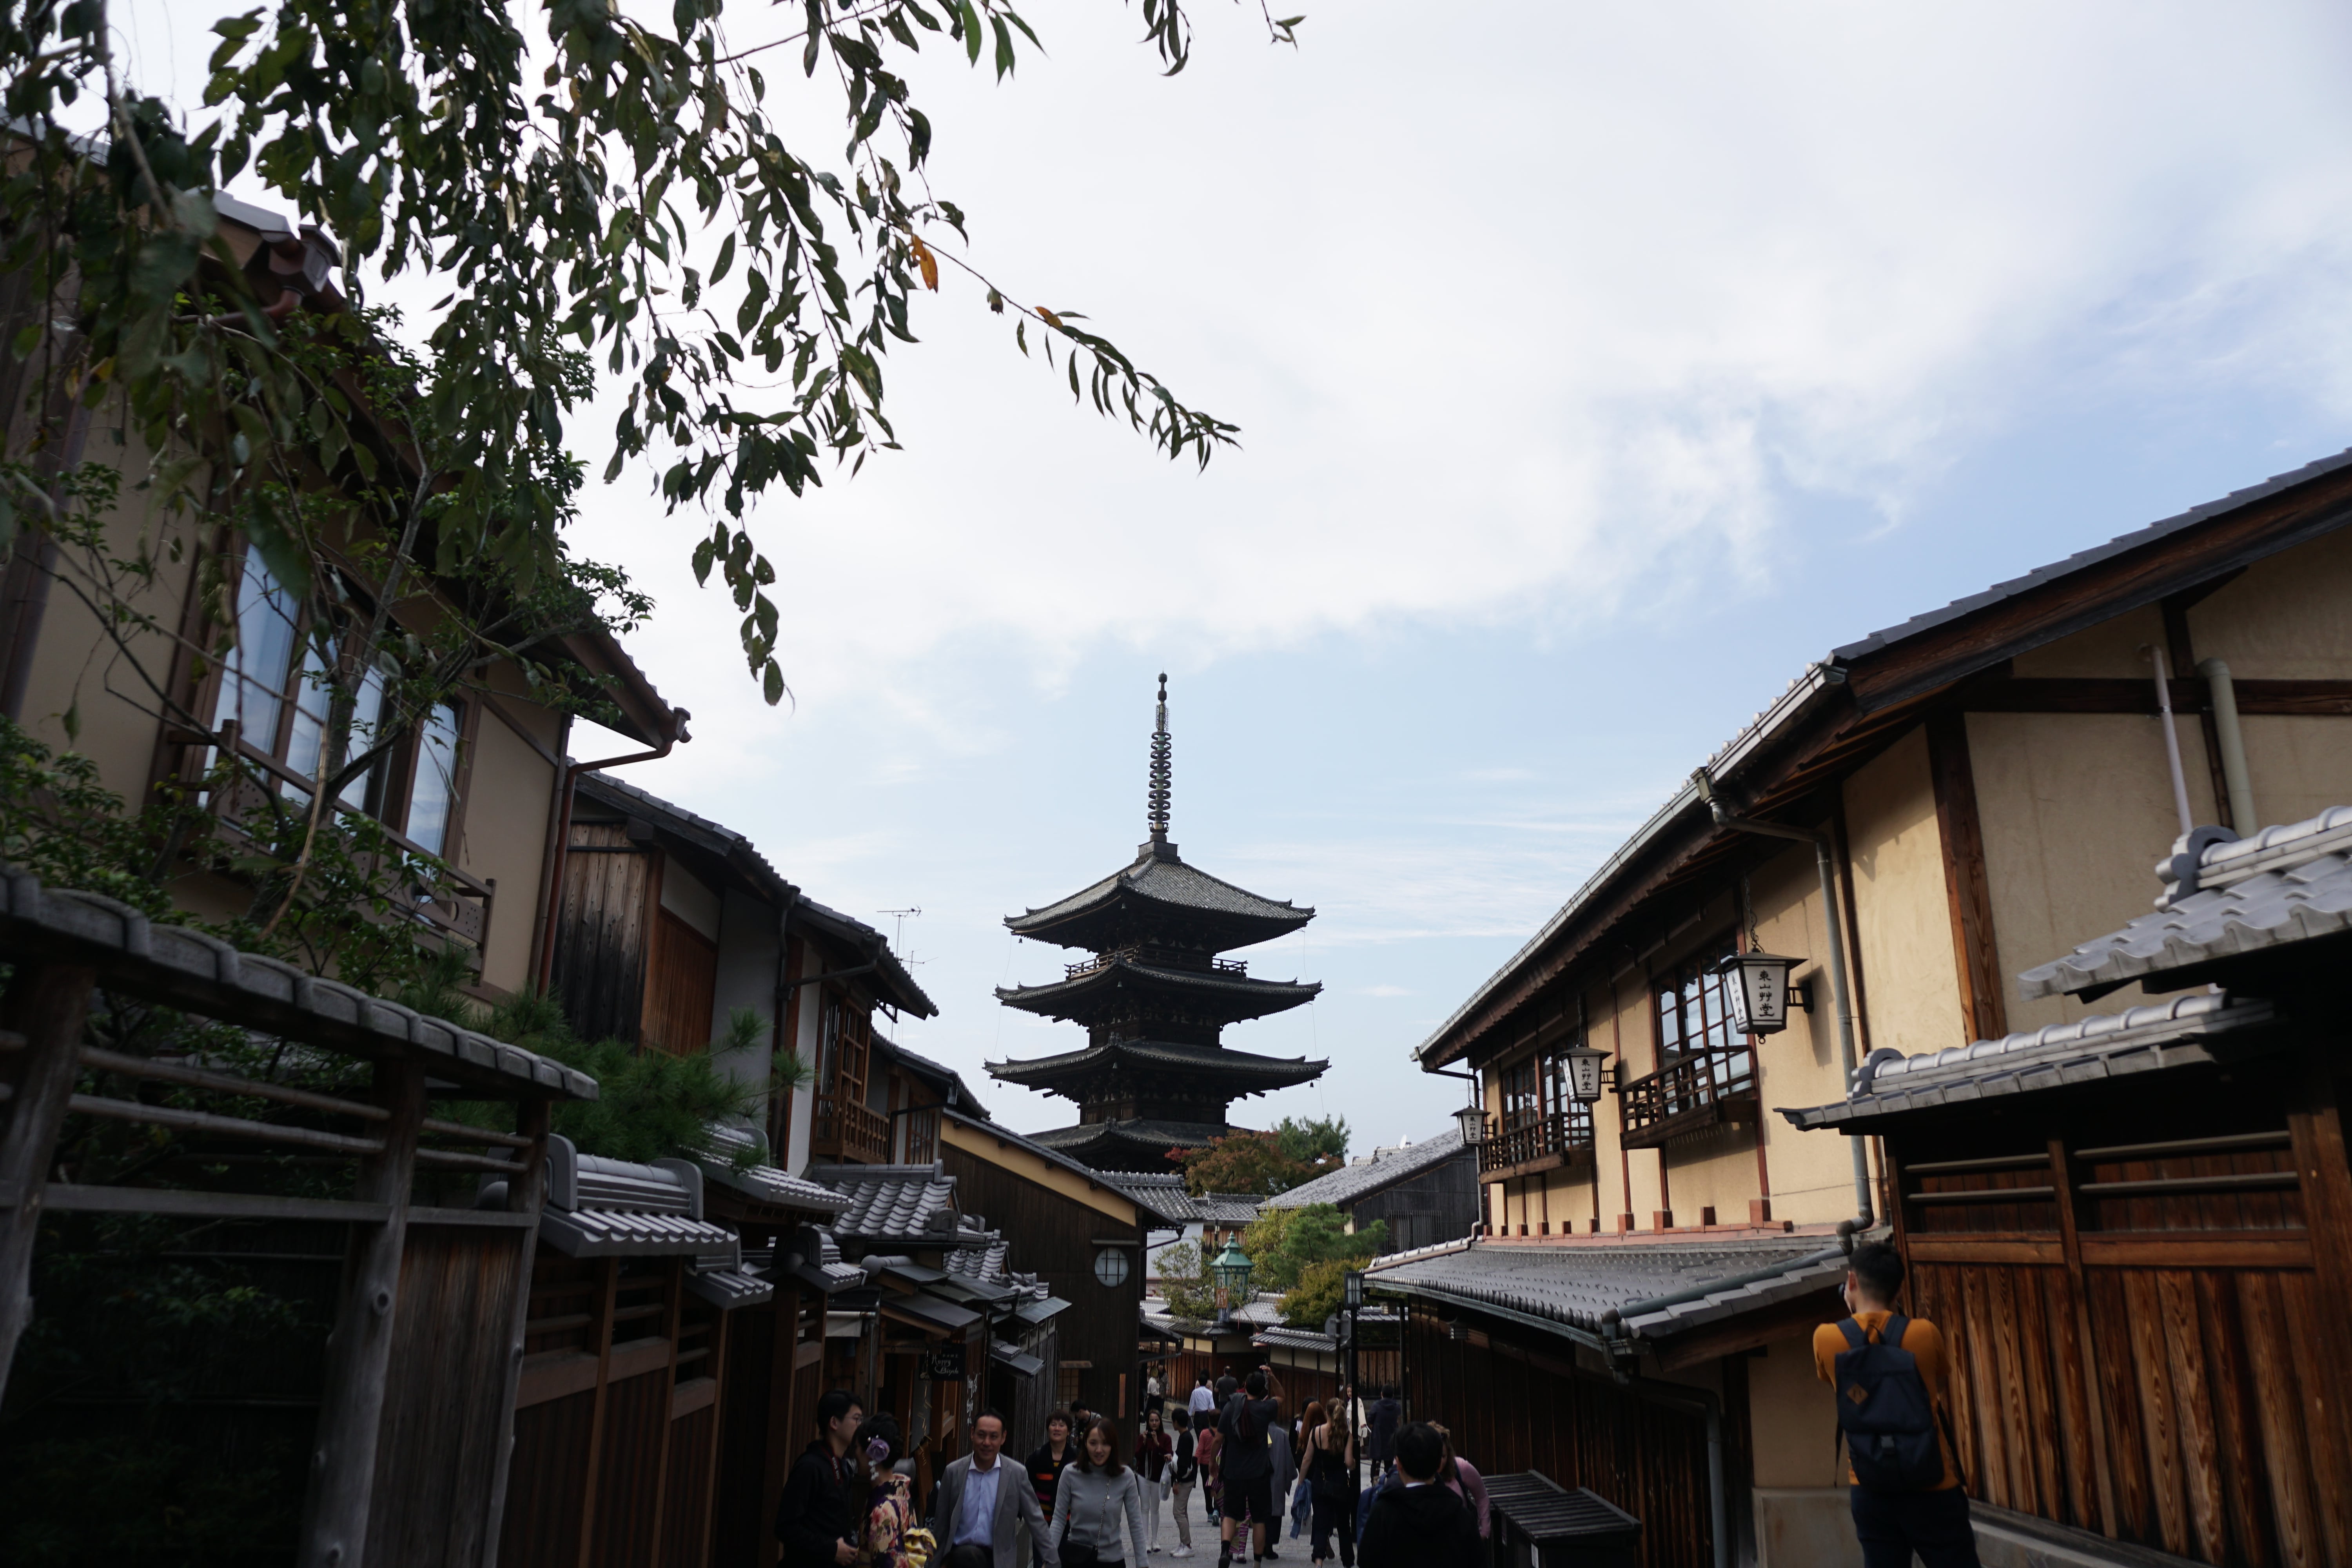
[[1093, 1247, 1132, 1288], [1654, 942, 1747, 1080], [1483, 1042, 1596, 1172], [208, 555, 468, 854], [1621, 936, 1757, 1145]]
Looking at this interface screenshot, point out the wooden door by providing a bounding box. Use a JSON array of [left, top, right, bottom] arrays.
[[553, 826, 654, 1044], [644, 908, 719, 1055]]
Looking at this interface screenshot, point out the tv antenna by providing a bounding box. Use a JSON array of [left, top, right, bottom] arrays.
[[879, 907, 922, 956]]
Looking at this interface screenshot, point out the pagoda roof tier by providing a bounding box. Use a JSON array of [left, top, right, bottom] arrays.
[[986, 1038, 1329, 1096], [1021, 1117, 1237, 1172], [995, 956, 1320, 1027], [1006, 840, 1312, 954]]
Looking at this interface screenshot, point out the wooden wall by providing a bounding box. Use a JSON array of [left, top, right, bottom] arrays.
[[1350, 1151, 1481, 1252], [1401, 1305, 1713, 1568], [552, 824, 652, 1045], [943, 1143, 1142, 1424], [1890, 1060, 2352, 1568]]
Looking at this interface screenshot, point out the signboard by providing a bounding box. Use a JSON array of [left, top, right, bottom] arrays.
[[928, 1344, 967, 1381]]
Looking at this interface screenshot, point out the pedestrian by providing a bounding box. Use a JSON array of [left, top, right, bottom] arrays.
[[1135, 1406, 1174, 1555], [1216, 1365, 1284, 1568], [1194, 1409, 1223, 1531], [1815, 1241, 1980, 1568], [1364, 1388, 1401, 1479], [1357, 1423, 1476, 1568], [1284, 1405, 1318, 1546], [1302, 1397, 1356, 1568], [931, 1407, 1057, 1568], [1052, 1417, 1150, 1568], [1167, 1407, 1199, 1559], [1426, 1426, 1489, 1541], [777, 1388, 866, 1568], [1146, 1370, 1166, 1417], [1189, 1372, 1217, 1427], [1265, 1406, 1296, 1560], [1029, 1411, 1081, 1521], [856, 1415, 921, 1568]]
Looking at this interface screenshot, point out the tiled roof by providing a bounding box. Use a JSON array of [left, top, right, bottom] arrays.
[[807, 1161, 996, 1247], [2020, 807, 2352, 1000], [541, 1207, 740, 1258], [1262, 1129, 1466, 1211], [778, 1227, 868, 1293], [1007, 845, 1313, 948], [1253, 1326, 1338, 1352], [877, 1037, 989, 1118], [1023, 1118, 1232, 1160], [995, 960, 1320, 1024], [697, 1123, 852, 1214], [1111, 1172, 1200, 1223], [1365, 1234, 1852, 1345], [992, 1339, 1046, 1377], [938, 1107, 1143, 1223], [788, 897, 937, 1019], [942, 1234, 1057, 1307], [1776, 993, 2281, 1132], [989, 1036, 1327, 1088]]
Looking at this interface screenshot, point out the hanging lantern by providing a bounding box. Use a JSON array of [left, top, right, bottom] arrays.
[[1714, 950, 1800, 1035], [1454, 1103, 1490, 1146], [1559, 1043, 1611, 1104], [1343, 1269, 1366, 1310], [1211, 1238, 1255, 1299]]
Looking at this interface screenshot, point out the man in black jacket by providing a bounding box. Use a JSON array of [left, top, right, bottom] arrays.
[[1365, 1388, 1403, 1478], [1358, 1423, 1476, 1568], [776, 1388, 865, 1567]]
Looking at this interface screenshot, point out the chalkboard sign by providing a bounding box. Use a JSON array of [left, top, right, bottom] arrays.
[[928, 1344, 967, 1381]]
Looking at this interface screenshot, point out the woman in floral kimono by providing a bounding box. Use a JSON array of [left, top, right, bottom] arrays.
[[857, 1416, 933, 1568]]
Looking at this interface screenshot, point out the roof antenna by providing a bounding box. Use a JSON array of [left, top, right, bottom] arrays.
[[1148, 672, 1172, 844]]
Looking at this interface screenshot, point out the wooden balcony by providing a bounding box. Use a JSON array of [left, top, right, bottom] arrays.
[[811, 1094, 892, 1166], [1618, 1049, 1757, 1150], [1480, 1109, 1597, 1180]]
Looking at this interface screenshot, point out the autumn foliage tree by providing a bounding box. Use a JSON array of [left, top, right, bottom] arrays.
[[1169, 1114, 1348, 1197]]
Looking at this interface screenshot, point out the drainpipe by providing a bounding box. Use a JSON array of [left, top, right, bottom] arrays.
[[1693, 772, 1873, 1230], [2197, 658, 2257, 833], [2143, 645, 2194, 837], [534, 715, 690, 994]]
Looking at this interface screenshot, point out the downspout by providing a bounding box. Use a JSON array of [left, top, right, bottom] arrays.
[[1694, 773, 1873, 1229], [534, 715, 689, 995], [2144, 645, 2195, 836], [2196, 658, 2257, 833]]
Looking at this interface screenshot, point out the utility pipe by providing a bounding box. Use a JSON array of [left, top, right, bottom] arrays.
[[2145, 645, 2194, 836], [534, 719, 688, 994], [1695, 775, 1873, 1229], [2198, 657, 2258, 833]]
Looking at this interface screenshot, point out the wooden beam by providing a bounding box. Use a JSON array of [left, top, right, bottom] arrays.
[[0, 962, 95, 1393], [1927, 710, 2007, 1045], [475, 1096, 550, 1567], [1958, 675, 2352, 715], [296, 1054, 426, 1568]]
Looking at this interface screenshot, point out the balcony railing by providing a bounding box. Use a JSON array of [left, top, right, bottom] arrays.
[[903, 1107, 940, 1166], [1064, 946, 1249, 982], [812, 1094, 892, 1166], [1619, 1048, 1757, 1150], [1479, 1109, 1595, 1176]]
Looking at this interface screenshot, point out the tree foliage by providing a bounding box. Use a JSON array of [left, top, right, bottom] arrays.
[[1152, 1238, 1220, 1324], [1240, 1201, 1383, 1295], [1170, 1114, 1347, 1197]]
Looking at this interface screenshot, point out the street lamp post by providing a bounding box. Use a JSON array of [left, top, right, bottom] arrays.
[[1211, 1238, 1254, 1332], [1342, 1268, 1365, 1450]]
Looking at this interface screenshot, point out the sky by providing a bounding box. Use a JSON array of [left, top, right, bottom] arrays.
[[112, 2, 2352, 1151]]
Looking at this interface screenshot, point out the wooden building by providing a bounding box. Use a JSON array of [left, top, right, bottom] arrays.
[[987, 678, 1329, 1171], [1260, 1125, 1479, 1252], [1779, 803, 2352, 1568], [1402, 448, 2352, 1565]]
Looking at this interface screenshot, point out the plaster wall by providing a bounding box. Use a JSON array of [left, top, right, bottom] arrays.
[[785, 938, 819, 1176], [1970, 710, 2220, 1035], [2184, 525, 2352, 680], [460, 706, 558, 994], [712, 886, 782, 1117], [659, 858, 722, 940], [1841, 726, 1970, 1059]]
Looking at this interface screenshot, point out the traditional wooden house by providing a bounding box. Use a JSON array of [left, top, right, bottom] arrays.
[[0, 193, 689, 1002], [1260, 1126, 1479, 1252], [1777, 803, 2352, 1568], [1115, 1172, 1264, 1285], [1397, 448, 2352, 1566]]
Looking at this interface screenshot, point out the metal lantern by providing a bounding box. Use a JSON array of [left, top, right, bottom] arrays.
[[1559, 1042, 1611, 1104], [1715, 949, 1800, 1036], [1211, 1238, 1254, 1299], [1343, 1269, 1365, 1310], [1454, 1103, 1490, 1146]]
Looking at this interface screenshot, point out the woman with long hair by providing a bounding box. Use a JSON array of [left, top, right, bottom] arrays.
[[1427, 1423, 1490, 1541], [1051, 1416, 1149, 1568], [853, 1414, 929, 1567], [1134, 1406, 1174, 1556], [1304, 1397, 1357, 1567]]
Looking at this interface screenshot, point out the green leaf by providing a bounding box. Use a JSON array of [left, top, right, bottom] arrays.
[[710, 232, 735, 285]]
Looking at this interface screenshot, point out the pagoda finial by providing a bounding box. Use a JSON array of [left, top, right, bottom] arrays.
[[1148, 672, 1172, 842]]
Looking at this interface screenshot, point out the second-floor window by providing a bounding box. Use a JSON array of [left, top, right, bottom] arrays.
[[1653, 940, 1747, 1080], [1620, 935, 1758, 1145], [1486, 1041, 1595, 1171], [211, 555, 466, 856]]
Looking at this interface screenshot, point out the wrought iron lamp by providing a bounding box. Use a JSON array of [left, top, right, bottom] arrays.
[[1559, 1042, 1611, 1103], [1343, 1269, 1365, 1311], [1211, 1237, 1254, 1328], [1713, 949, 1808, 1036]]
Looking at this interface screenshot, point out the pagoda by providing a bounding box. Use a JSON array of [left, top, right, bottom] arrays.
[[987, 677, 1328, 1172]]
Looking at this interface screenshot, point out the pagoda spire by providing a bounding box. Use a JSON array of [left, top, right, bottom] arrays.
[[1147, 672, 1172, 843]]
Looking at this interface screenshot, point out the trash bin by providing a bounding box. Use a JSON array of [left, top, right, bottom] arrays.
[[1485, 1471, 1641, 1568]]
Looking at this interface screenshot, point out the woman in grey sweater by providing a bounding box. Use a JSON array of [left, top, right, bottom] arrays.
[[1052, 1416, 1149, 1566]]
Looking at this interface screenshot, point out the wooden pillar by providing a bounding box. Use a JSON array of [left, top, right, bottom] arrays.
[[298, 1053, 426, 1568], [477, 1096, 551, 1567], [575, 1258, 621, 1568], [0, 961, 94, 1393], [1927, 709, 2007, 1046], [762, 1281, 806, 1565]]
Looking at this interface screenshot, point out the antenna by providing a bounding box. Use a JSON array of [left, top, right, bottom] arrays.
[[878, 907, 922, 955], [1148, 672, 1171, 841]]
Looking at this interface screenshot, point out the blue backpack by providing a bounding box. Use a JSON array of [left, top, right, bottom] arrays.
[[1831, 1315, 1947, 1491]]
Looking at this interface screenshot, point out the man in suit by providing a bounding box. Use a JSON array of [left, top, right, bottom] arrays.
[[932, 1407, 1057, 1568]]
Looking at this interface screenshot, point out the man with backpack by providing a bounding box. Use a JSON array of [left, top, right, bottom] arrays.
[[1216, 1364, 1284, 1568], [1814, 1241, 1980, 1568]]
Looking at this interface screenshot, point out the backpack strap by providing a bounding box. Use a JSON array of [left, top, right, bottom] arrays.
[[1836, 1317, 1866, 1349], [1881, 1313, 1911, 1350]]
